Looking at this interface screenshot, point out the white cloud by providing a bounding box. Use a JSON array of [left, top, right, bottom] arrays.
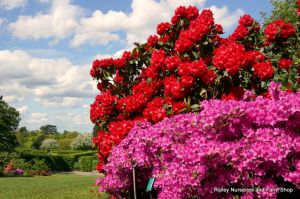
[[39, 0, 50, 3], [73, 0, 208, 47], [9, 0, 82, 43], [209, 5, 244, 32], [70, 10, 126, 47], [0, 0, 26, 10], [27, 112, 48, 124], [9, 0, 244, 47], [17, 105, 28, 115], [0, 50, 97, 99], [35, 97, 83, 108], [2, 95, 24, 104]]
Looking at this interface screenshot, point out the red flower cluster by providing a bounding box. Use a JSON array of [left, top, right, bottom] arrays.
[[298, 0, 300, 16], [143, 97, 168, 123], [278, 58, 293, 70], [147, 35, 158, 47], [157, 22, 171, 35], [171, 6, 198, 24], [90, 91, 117, 123], [229, 15, 259, 41], [253, 61, 275, 80], [213, 41, 247, 76], [90, 52, 132, 78], [175, 9, 215, 53], [264, 20, 296, 42], [93, 120, 134, 167]]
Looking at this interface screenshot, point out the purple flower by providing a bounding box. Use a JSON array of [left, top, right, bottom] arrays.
[[14, 168, 24, 175], [97, 85, 300, 198]]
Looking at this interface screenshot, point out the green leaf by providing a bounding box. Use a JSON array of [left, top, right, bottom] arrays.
[[192, 51, 199, 59], [200, 89, 207, 98]]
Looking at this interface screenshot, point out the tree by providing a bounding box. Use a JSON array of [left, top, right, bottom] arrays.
[[62, 130, 79, 138], [19, 126, 28, 134], [31, 133, 46, 149], [40, 138, 59, 151], [0, 98, 20, 152], [40, 124, 58, 135]]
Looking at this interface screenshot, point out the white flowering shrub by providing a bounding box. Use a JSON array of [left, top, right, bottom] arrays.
[[70, 133, 93, 150], [40, 138, 59, 150]]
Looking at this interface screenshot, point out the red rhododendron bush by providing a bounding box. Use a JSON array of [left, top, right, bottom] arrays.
[[89, 2, 300, 198]]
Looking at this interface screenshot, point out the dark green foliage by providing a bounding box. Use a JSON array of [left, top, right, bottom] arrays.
[[0, 98, 20, 152], [92, 124, 100, 137], [62, 130, 79, 138], [31, 158, 49, 171], [31, 133, 46, 149], [19, 127, 28, 134], [40, 124, 58, 135], [79, 156, 93, 172]]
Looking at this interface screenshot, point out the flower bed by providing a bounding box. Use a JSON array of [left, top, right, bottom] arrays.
[[97, 83, 300, 198]]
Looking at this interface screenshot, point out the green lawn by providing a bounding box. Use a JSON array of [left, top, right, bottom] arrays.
[[0, 174, 109, 199]]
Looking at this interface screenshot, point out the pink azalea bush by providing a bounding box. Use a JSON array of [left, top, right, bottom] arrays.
[[97, 83, 300, 199]]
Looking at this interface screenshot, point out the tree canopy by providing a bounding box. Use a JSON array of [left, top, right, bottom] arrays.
[[0, 98, 20, 151], [40, 124, 58, 135]]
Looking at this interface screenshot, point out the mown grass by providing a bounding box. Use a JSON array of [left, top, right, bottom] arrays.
[[0, 173, 109, 199]]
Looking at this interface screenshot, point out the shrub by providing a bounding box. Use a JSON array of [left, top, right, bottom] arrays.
[[40, 138, 59, 150], [70, 133, 93, 150], [0, 152, 19, 177], [98, 84, 300, 198], [90, 4, 300, 170], [31, 158, 49, 171], [18, 149, 96, 171], [79, 156, 93, 172], [58, 138, 74, 150]]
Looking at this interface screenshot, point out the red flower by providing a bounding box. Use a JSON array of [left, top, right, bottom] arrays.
[[113, 58, 126, 69], [157, 22, 171, 35], [96, 161, 104, 173], [113, 70, 124, 83], [97, 82, 106, 92], [90, 68, 97, 78], [147, 35, 158, 47], [213, 41, 246, 76], [253, 61, 274, 80], [165, 55, 180, 71], [264, 23, 278, 41], [201, 70, 217, 85], [281, 23, 296, 39], [239, 14, 254, 27], [171, 82, 186, 99], [278, 58, 293, 70], [172, 101, 186, 114], [215, 24, 223, 34], [264, 20, 296, 41], [180, 75, 195, 89]]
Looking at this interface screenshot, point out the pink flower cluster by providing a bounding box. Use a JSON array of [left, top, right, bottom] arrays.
[[97, 83, 300, 199]]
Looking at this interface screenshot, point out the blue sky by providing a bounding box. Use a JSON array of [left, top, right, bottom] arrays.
[[0, 0, 273, 133]]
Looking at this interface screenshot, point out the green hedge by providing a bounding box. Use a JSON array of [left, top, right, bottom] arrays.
[[17, 149, 97, 171], [79, 156, 93, 172]]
